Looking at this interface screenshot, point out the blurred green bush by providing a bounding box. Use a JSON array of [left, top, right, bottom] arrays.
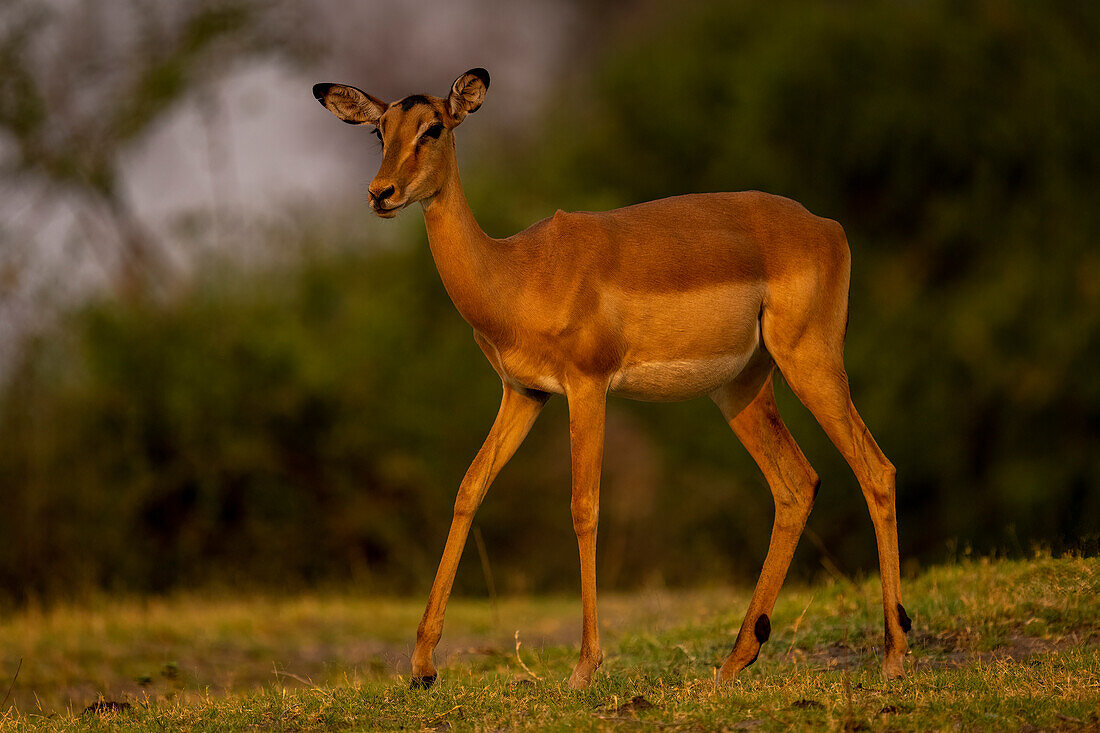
[[510, 0, 1100, 572], [1, 0, 1098, 603], [0, 242, 482, 599]]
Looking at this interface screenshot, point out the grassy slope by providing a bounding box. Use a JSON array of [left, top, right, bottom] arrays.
[[0, 556, 1096, 731]]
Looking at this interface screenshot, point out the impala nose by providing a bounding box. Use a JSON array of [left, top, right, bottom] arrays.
[[369, 185, 395, 207]]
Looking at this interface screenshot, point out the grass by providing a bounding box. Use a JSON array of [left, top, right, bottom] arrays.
[[0, 555, 1096, 731]]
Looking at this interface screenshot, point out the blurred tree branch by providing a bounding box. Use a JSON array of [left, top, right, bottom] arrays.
[[0, 0, 311, 298]]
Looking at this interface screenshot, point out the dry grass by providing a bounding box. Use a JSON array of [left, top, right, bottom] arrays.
[[0, 554, 1096, 731]]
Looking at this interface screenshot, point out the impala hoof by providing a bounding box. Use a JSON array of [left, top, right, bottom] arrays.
[[717, 652, 754, 685], [410, 674, 437, 690], [568, 667, 593, 689], [716, 664, 739, 685], [882, 655, 906, 681], [568, 654, 602, 690]]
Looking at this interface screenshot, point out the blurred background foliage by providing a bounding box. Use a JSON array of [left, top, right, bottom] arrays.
[[1, 0, 1097, 605]]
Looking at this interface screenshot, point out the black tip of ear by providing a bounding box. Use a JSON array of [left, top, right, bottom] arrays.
[[312, 83, 333, 104], [468, 68, 490, 89]]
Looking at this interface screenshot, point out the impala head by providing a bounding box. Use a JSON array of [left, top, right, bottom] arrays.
[[312, 68, 489, 217]]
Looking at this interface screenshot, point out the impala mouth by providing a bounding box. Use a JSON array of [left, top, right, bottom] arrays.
[[372, 202, 405, 218]]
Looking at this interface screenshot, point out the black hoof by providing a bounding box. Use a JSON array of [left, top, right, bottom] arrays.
[[410, 674, 437, 690]]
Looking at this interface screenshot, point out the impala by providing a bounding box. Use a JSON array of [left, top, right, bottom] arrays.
[[312, 68, 911, 689]]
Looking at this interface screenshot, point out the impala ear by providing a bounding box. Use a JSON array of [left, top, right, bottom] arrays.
[[312, 83, 387, 125], [446, 68, 490, 125]]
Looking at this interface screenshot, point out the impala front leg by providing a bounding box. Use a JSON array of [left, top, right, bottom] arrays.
[[565, 378, 608, 689], [411, 384, 547, 688]]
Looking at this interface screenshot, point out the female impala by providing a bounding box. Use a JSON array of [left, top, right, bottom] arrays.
[[312, 68, 910, 689]]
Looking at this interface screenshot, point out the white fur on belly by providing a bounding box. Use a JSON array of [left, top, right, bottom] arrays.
[[610, 348, 758, 402]]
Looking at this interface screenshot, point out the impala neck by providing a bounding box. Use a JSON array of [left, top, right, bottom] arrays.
[[420, 152, 505, 335]]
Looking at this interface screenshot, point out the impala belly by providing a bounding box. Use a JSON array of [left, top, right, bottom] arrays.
[[479, 282, 765, 401], [610, 282, 765, 402], [610, 345, 758, 401]]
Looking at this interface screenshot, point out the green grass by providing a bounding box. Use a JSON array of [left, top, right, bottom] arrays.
[[1, 555, 1096, 731]]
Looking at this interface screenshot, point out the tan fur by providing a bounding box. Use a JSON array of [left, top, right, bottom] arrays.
[[313, 70, 908, 689]]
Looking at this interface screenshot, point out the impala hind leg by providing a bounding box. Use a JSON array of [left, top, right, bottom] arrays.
[[565, 378, 608, 689], [712, 372, 820, 682], [411, 384, 547, 688], [769, 339, 909, 679]]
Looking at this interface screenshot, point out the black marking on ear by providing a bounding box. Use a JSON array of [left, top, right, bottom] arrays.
[[410, 674, 436, 690], [897, 603, 912, 633], [754, 614, 771, 644], [398, 94, 433, 111]]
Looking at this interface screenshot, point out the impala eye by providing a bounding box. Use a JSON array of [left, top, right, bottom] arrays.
[[421, 123, 444, 141]]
